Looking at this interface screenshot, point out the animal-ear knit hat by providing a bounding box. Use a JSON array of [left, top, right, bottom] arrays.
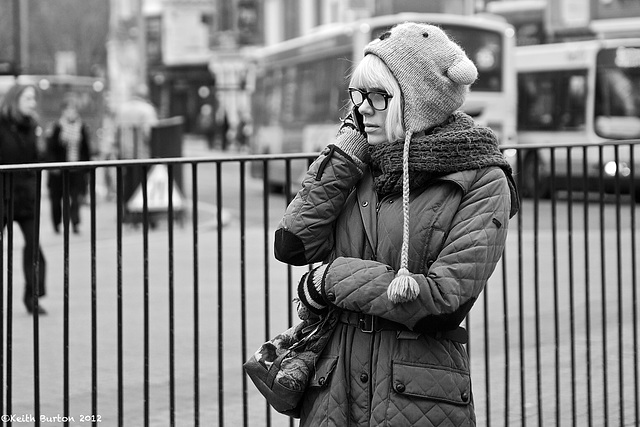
[[365, 22, 479, 303]]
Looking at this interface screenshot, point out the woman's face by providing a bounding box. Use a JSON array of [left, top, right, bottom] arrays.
[[63, 104, 79, 121], [18, 87, 37, 118], [354, 87, 390, 146]]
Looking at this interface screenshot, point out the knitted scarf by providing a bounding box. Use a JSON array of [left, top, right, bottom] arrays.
[[370, 111, 514, 199], [59, 118, 82, 162]]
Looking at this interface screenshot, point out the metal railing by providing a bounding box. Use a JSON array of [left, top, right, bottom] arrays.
[[0, 140, 639, 426]]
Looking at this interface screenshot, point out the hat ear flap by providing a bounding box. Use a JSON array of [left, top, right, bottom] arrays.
[[447, 57, 478, 86]]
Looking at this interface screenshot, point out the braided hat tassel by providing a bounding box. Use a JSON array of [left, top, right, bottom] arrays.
[[387, 131, 420, 303]]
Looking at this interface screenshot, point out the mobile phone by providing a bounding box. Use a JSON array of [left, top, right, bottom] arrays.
[[351, 105, 365, 133]]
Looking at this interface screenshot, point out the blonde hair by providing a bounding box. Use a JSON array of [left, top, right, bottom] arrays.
[[349, 54, 404, 143]]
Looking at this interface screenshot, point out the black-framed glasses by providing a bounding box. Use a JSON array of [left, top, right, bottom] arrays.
[[348, 87, 393, 111]]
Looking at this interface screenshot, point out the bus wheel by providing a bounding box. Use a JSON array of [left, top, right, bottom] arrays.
[[521, 153, 551, 199]]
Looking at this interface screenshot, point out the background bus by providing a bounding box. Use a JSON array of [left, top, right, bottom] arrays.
[[515, 38, 640, 198], [249, 13, 517, 191], [0, 74, 107, 156]]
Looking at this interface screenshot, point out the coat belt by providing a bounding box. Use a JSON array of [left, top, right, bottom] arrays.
[[338, 311, 468, 344]]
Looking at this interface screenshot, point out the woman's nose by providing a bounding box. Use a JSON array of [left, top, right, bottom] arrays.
[[358, 102, 373, 116]]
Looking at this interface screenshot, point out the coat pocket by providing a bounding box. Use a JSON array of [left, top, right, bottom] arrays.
[[391, 361, 471, 406], [309, 356, 338, 388]]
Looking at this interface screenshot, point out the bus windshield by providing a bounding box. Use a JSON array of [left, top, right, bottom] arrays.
[[595, 46, 640, 139]]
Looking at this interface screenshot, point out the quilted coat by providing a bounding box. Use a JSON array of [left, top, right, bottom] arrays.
[[274, 144, 513, 426]]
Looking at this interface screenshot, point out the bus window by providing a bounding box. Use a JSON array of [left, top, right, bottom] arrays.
[[595, 46, 640, 139], [282, 66, 297, 124], [517, 71, 587, 131], [261, 69, 283, 125]]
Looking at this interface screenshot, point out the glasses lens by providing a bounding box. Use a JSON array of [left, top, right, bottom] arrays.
[[369, 92, 387, 110], [349, 89, 364, 106]]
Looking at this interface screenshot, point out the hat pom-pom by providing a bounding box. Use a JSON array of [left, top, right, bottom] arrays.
[[387, 268, 420, 303], [447, 58, 478, 86]]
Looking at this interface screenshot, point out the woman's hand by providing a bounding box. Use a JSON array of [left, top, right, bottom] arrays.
[[335, 107, 369, 164]]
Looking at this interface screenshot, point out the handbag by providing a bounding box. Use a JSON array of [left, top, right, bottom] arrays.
[[243, 309, 338, 417]]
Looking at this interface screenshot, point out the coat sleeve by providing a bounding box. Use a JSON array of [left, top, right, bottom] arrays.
[[320, 168, 512, 332], [274, 144, 365, 266]]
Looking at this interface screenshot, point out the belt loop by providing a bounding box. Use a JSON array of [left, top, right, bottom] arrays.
[[358, 314, 374, 333]]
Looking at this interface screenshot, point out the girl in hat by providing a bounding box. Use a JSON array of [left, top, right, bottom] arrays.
[[274, 22, 519, 426]]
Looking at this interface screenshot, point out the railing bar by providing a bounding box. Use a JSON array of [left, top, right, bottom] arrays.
[[90, 169, 98, 424], [168, 165, 176, 427], [483, 273, 491, 427], [598, 145, 609, 426], [32, 171, 43, 427], [566, 147, 577, 426], [533, 152, 542, 427], [216, 162, 224, 427], [499, 146, 512, 425], [262, 159, 272, 426], [5, 174, 14, 422], [501, 247, 510, 427], [284, 160, 293, 328], [191, 163, 200, 427], [581, 146, 593, 427], [62, 171, 71, 426], [284, 160, 295, 427], [142, 165, 150, 427], [116, 167, 124, 426], [239, 161, 249, 427], [629, 143, 639, 425], [549, 149, 560, 426], [517, 151, 526, 427], [614, 145, 624, 426], [0, 174, 4, 417]]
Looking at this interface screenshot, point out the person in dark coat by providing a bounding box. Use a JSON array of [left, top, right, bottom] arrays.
[[273, 23, 519, 425], [0, 83, 47, 315], [46, 96, 91, 234]]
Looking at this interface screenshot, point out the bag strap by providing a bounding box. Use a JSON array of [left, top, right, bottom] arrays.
[[265, 351, 291, 388]]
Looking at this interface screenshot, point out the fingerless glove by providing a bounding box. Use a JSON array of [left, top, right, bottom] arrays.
[[335, 111, 369, 165], [297, 264, 329, 315]]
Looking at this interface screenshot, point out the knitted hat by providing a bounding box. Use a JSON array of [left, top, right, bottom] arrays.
[[365, 22, 477, 133], [364, 22, 478, 303]]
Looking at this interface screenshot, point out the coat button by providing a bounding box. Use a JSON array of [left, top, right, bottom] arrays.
[[395, 382, 405, 393], [326, 292, 336, 301], [360, 373, 369, 383], [461, 391, 469, 402], [362, 201, 369, 207], [318, 377, 326, 386]]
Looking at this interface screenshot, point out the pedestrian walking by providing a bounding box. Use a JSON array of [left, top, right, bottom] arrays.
[[0, 83, 48, 315], [115, 85, 158, 203], [197, 104, 217, 150], [273, 22, 519, 425], [46, 95, 91, 234]]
